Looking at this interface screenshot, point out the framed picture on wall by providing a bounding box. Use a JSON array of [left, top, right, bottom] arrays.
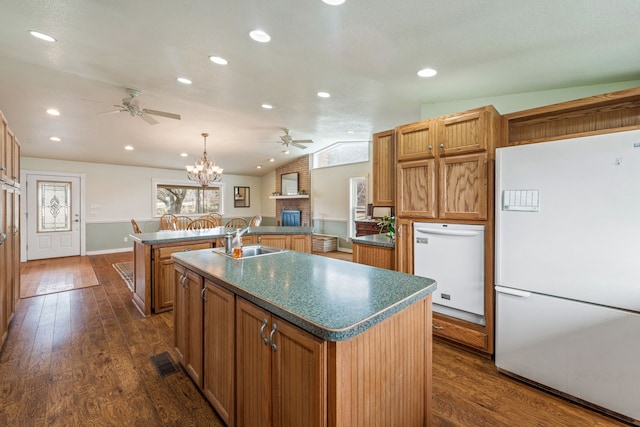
[[234, 186, 250, 207]]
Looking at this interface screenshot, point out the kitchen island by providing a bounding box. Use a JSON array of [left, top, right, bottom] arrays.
[[129, 226, 313, 315], [172, 247, 436, 426]]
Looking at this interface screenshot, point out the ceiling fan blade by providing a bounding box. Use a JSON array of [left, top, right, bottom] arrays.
[[292, 139, 313, 144], [143, 109, 181, 120], [97, 108, 124, 115], [140, 113, 159, 125], [292, 142, 309, 149]]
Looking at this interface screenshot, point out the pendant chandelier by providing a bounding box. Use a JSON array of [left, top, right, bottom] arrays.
[[186, 132, 223, 187]]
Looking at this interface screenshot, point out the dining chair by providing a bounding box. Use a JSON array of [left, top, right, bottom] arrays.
[[202, 213, 223, 227], [173, 216, 192, 230], [224, 217, 249, 228], [187, 218, 217, 230], [160, 214, 177, 230], [249, 215, 262, 226], [131, 219, 142, 234]]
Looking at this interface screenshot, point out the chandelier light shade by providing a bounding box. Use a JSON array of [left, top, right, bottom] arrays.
[[186, 132, 224, 186]]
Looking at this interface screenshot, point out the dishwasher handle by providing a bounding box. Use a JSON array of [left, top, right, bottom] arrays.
[[495, 286, 531, 298], [414, 227, 481, 237]]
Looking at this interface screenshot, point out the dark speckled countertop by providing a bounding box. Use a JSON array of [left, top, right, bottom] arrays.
[[172, 248, 436, 342], [351, 234, 395, 248], [130, 226, 313, 245]]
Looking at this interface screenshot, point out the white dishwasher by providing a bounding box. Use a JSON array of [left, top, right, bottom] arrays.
[[413, 222, 485, 325]]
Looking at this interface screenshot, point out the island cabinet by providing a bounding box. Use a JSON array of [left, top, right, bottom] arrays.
[[258, 234, 311, 253], [172, 249, 435, 427], [173, 265, 204, 387], [236, 297, 326, 427], [352, 242, 395, 270]]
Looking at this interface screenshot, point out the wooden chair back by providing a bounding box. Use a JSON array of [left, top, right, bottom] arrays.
[[187, 218, 217, 230], [131, 219, 142, 234], [249, 215, 262, 226], [224, 217, 249, 228], [160, 214, 177, 230], [201, 213, 222, 227], [173, 216, 192, 230]]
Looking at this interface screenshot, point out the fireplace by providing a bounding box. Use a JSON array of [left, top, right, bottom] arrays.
[[282, 210, 301, 226]]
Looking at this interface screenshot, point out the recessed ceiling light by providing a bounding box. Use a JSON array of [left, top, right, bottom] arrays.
[[417, 68, 437, 78], [261, 104, 273, 109], [177, 77, 192, 85], [29, 30, 56, 42], [256, 165, 263, 169], [46, 108, 60, 116], [124, 145, 134, 151], [269, 158, 275, 162], [180, 153, 188, 157], [249, 30, 271, 43], [209, 55, 228, 65], [50, 136, 61, 142], [322, 0, 346, 5], [317, 91, 331, 98], [346, 130, 355, 134], [283, 150, 290, 154]]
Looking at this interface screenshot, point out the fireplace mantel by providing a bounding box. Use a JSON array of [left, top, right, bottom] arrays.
[[269, 195, 310, 200]]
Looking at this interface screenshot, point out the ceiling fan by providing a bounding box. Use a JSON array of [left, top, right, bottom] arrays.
[[101, 88, 181, 125], [272, 128, 314, 149]]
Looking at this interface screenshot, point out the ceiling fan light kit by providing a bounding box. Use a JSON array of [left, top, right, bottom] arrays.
[[186, 133, 224, 187]]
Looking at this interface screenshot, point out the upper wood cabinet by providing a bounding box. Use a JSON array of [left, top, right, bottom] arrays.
[[396, 119, 437, 161], [397, 159, 436, 218], [439, 153, 488, 220], [0, 112, 20, 187], [372, 129, 395, 206], [395, 105, 499, 220]]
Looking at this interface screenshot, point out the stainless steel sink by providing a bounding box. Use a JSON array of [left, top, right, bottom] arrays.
[[213, 244, 287, 258]]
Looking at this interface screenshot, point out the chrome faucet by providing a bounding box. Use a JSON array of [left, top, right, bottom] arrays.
[[225, 226, 251, 254]]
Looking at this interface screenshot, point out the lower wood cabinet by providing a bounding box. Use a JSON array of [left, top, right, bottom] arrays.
[[352, 242, 395, 270], [394, 218, 414, 274], [258, 234, 311, 253], [203, 279, 236, 426], [173, 265, 204, 387], [432, 313, 488, 352], [236, 297, 326, 427]]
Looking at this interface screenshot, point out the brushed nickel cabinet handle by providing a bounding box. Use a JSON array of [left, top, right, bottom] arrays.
[[269, 322, 278, 352], [259, 318, 268, 345]]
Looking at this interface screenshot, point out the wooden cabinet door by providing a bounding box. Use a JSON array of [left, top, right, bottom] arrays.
[[395, 218, 413, 274], [372, 129, 395, 206], [271, 316, 327, 427], [439, 108, 487, 156], [396, 119, 437, 161], [242, 235, 258, 245], [185, 268, 204, 388], [236, 298, 272, 427], [289, 234, 310, 253], [396, 159, 436, 218], [0, 114, 7, 183], [11, 135, 19, 186], [203, 280, 236, 426], [173, 265, 189, 365], [259, 234, 288, 249], [0, 186, 7, 347], [154, 243, 211, 313], [439, 153, 488, 220], [4, 188, 14, 324]]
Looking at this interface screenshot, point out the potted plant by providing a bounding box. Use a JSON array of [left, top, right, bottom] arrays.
[[377, 215, 395, 241]]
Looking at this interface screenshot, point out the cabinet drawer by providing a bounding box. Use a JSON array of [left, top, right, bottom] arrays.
[[432, 315, 487, 351], [157, 243, 212, 259]]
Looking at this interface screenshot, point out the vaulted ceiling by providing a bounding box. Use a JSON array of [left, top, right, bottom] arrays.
[[1, 0, 639, 176]]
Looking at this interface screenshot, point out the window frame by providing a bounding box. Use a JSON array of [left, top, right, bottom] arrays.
[[312, 141, 370, 170], [151, 178, 226, 218]]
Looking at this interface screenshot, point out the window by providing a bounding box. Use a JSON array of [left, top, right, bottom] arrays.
[[349, 177, 367, 237], [313, 141, 369, 169], [153, 180, 224, 216]]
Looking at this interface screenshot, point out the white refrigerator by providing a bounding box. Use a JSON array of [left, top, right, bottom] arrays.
[[495, 129, 640, 423]]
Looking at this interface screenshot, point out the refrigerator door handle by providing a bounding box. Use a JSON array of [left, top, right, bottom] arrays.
[[415, 228, 481, 237], [495, 286, 531, 298]]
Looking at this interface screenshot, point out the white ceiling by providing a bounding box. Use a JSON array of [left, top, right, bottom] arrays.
[[1, 0, 639, 176]]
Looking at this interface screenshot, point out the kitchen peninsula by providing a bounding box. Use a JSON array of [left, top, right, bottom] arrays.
[[129, 226, 313, 316], [172, 248, 437, 426]]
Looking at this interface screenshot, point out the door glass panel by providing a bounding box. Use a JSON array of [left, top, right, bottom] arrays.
[[38, 180, 72, 232]]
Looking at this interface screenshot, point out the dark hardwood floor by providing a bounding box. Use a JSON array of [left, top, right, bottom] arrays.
[[0, 252, 629, 426]]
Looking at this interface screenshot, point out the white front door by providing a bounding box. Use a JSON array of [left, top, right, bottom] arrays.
[[26, 173, 82, 260]]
